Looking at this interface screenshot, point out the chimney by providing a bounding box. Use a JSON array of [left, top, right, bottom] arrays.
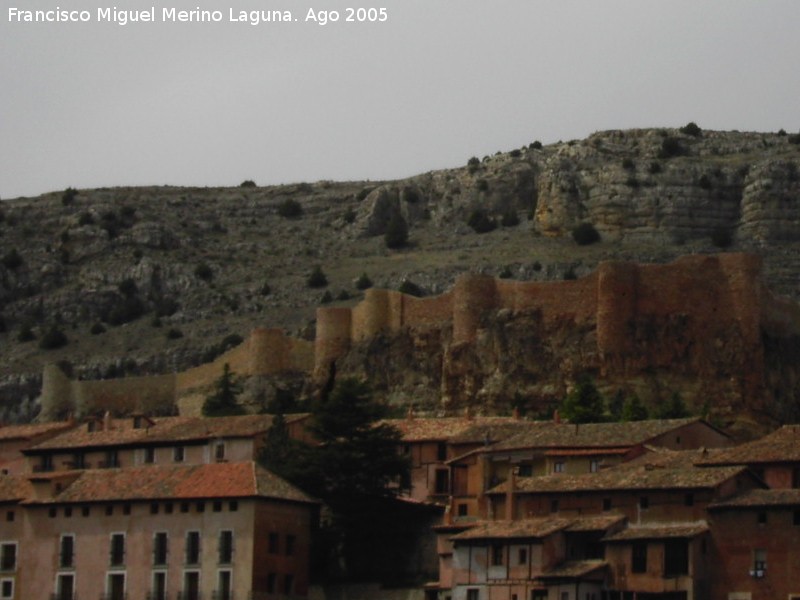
[[505, 466, 517, 520], [553, 409, 561, 424], [103, 411, 112, 432]]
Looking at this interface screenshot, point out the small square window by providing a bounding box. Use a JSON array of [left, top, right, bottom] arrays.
[[180, 502, 190, 513], [639, 496, 649, 509], [82, 506, 90, 517], [602, 498, 612, 511], [553, 461, 565, 474], [229, 501, 238, 512], [213, 501, 222, 512], [48, 507, 57, 518], [173, 446, 185, 462], [150, 503, 159, 515], [164, 503, 173, 514], [518, 548, 527, 565], [684, 493, 694, 507], [457, 504, 468, 517], [758, 511, 767, 524], [268, 532, 279, 553], [5, 512, 14, 523], [196, 502, 205, 513], [106, 505, 114, 516], [144, 447, 155, 464], [123, 504, 131, 515], [550, 499, 559, 513], [64, 507, 72, 518], [1, 578, 13, 599]]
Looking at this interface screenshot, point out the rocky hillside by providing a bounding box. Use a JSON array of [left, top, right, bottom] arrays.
[[1, 126, 799, 422]]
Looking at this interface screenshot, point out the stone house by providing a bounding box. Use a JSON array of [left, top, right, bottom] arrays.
[[0, 422, 80, 476]]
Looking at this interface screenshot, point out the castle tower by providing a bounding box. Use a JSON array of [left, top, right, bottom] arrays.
[[596, 261, 639, 359], [314, 307, 353, 382], [452, 273, 497, 345]]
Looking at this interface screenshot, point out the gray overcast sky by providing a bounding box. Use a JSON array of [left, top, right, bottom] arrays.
[[2, 0, 799, 199]]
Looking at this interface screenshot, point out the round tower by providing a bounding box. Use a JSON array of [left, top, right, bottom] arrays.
[[596, 261, 638, 357], [452, 273, 497, 344], [314, 307, 353, 381]]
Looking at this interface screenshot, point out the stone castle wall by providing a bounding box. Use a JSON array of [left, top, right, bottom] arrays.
[[40, 253, 800, 420]]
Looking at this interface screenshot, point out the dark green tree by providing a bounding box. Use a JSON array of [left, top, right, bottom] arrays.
[[384, 212, 408, 249], [621, 395, 649, 422], [202, 363, 246, 417], [654, 391, 690, 419], [560, 377, 605, 424], [607, 389, 626, 422]]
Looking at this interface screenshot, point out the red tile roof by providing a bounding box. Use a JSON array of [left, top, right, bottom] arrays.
[[537, 559, 607, 580], [383, 417, 523, 442], [700, 425, 800, 466], [28, 414, 309, 452], [491, 418, 704, 452], [0, 421, 77, 441], [0, 474, 33, 503], [450, 517, 573, 541], [490, 461, 747, 495], [565, 514, 627, 532], [22, 461, 317, 505], [602, 522, 708, 542], [709, 488, 800, 510]]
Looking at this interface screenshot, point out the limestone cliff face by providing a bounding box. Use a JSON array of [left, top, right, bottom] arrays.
[[318, 254, 800, 434]]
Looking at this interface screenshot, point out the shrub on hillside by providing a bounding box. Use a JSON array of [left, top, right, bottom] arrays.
[[277, 198, 304, 218], [90, 322, 106, 335], [355, 273, 373, 290], [384, 213, 409, 249], [1, 249, 23, 270], [529, 141, 543, 150], [17, 325, 35, 343], [105, 296, 146, 326], [62, 187, 78, 206], [501, 210, 520, 227], [679, 122, 702, 137], [166, 328, 183, 340], [240, 180, 257, 188], [307, 266, 328, 288], [658, 137, 686, 159], [467, 157, 481, 174], [467, 209, 496, 234], [39, 326, 68, 350], [572, 222, 600, 245], [194, 263, 213, 282], [398, 280, 424, 297]]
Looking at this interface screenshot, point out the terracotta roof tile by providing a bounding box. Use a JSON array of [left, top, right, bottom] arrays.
[[537, 559, 607, 580], [447, 422, 538, 445], [450, 517, 573, 541], [491, 418, 702, 452], [565, 514, 627, 532], [700, 425, 800, 465], [490, 461, 746, 495], [709, 488, 800, 510], [28, 414, 308, 452], [0, 421, 77, 441], [0, 474, 34, 503], [602, 522, 708, 542], [384, 417, 523, 442], [22, 461, 316, 505]]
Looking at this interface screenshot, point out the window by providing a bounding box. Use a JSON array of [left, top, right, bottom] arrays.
[[103, 450, 119, 468], [229, 501, 238, 512], [518, 464, 533, 477], [685, 493, 694, 507], [56, 573, 75, 600], [467, 590, 479, 600], [174, 446, 185, 462], [518, 548, 528, 565], [0, 578, 13, 599], [59, 535, 75, 568], [589, 459, 600, 473], [663, 539, 689, 576], [753, 548, 767, 571], [165, 503, 173, 514], [0, 544, 16, 572], [180, 502, 190, 513], [186, 532, 201, 565], [4, 512, 12, 523], [217, 570, 232, 600], [215, 442, 226, 461], [631, 541, 647, 573], [196, 502, 205, 513], [794, 509, 800, 526], [268, 532, 279, 554], [218, 531, 233, 564], [284, 574, 295, 595], [150, 503, 159, 515], [602, 498, 612, 511], [81, 506, 90, 517], [64, 507, 72, 518], [49, 507, 57, 518], [109, 533, 126, 566], [73, 452, 86, 469], [639, 496, 649, 509], [123, 504, 131, 515], [491, 544, 503, 566], [213, 501, 222, 512], [39, 454, 54, 472], [531, 591, 547, 600], [435, 469, 449, 494], [437, 442, 447, 461], [457, 504, 468, 517], [151, 571, 167, 600], [144, 447, 155, 464], [553, 461, 565, 474], [153, 532, 168, 566], [105, 505, 113, 516], [107, 572, 125, 600], [183, 571, 200, 600], [757, 511, 767, 524], [550, 499, 559, 513], [286, 534, 296, 556], [266, 573, 277, 594]]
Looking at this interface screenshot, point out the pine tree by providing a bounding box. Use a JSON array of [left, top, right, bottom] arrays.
[[621, 395, 649, 422], [560, 376, 605, 424], [202, 363, 246, 417]]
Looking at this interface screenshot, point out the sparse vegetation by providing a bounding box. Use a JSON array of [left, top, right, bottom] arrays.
[[572, 222, 600, 245], [384, 212, 409, 249], [259, 282, 272, 296], [320, 290, 333, 304], [467, 156, 480, 174], [307, 266, 328, 288], [355, 273, 373, 290], [622, 158, 636, 170], [698, 174, 713, 190], [277, 198, 304, 218], [90, 323, 106, 335], [39, 326, 68, 350], [529, 141, 543, 150], [679, 122, 702, 137], [1, 249, 23, 270], [61, 187, 78, 206], [467, 209, 496, 234], [194, 262, 214, 282], [398, 280, 424, 297], [166, 328, 184, 340], [17, 325, 35, 343], [240, 180, 256, 188], [658, 136, 686, 159]]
